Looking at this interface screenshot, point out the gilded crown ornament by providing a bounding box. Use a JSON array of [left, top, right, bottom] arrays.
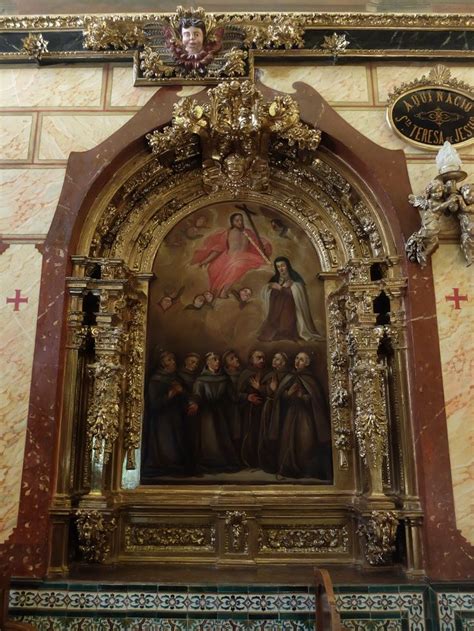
[[405, 141, 473, 266]]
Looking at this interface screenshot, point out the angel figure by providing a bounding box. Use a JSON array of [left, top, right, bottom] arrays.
[[405, 179, 457, 267], [140, 8, 246, 81], [458, 183, 473, 266]]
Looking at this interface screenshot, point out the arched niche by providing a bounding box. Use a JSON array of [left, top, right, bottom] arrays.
[[4, 80, 468, 582]]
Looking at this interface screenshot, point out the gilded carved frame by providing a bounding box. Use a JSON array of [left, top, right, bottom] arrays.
[[50, 82, 422, 576]]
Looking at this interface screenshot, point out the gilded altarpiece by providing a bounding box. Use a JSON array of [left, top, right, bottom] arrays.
[[49, 81, 422, 576]]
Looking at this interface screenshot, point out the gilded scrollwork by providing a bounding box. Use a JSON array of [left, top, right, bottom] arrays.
[[83, 17, 147, 50], [86, 355, 123, 464], [123, 299, 146, 470], [0, 13, 471, 33], [76, 510, 117, 563], [235, 14, 306, 50], [147, 80, 320, 196], [328, 295, 352, 468], [224, 511, 249, 554], [125, 524, 216, 551], [357, 511, 399, 566], [259, 525, 349, 554]]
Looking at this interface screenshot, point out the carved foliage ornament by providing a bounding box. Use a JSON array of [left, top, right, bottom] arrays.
[[125, 524, 216, 551], [406, 141, 473, 266], [76, 510, 117, 563], [357, 511, 399, 566], [146, 80, 321, 195], [224, 511, 249, 554], [21, 32, 49, 59], [259, 525, 349, 553]]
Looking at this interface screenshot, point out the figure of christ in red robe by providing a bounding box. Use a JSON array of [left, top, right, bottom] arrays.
[[192, 212, 272, 298]]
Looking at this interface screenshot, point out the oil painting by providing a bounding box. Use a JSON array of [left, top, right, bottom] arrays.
[[141, 202, 332, 484]]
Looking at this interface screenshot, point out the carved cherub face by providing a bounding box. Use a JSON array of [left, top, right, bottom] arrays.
[[427, 180, 445, 201], [461, 184, 473, 205], [181, 25, 205, 55]]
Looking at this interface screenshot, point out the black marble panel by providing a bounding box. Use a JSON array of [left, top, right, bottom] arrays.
[[304, 29, 473, 52]]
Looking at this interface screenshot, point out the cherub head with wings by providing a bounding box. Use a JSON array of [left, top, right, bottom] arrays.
[[165, 6, 224, 73]]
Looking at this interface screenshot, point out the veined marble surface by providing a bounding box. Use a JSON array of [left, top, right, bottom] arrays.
[[0, 67, 105, 109], [38, 113, 134, 160], [0, 244, 42, 543], [0, 114, 33, 161], [374, 63, 474, 104], [0, 168, 65, 234], [432, 244, 474, 545], [259, 65, 371, 104]]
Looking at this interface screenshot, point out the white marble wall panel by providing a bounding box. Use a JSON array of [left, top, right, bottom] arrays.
[[37, 114, 133, 161], [109, 66, 205, 108], [0, 114, 33, 161], [406, 162, 474, 195], [0, 168, 65, 235], [0, 244, 42, 543], [336, 108, 425, 154], [110, 66, 161, 107], [432, 244, 474, 545], [259, 65, 371, 103], [375, 63, 474, 104], [0, 67, 104, 109]]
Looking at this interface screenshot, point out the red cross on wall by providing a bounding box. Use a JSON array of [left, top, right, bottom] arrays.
[[6, 289, 28, 311], [445, 288, 468, 310]]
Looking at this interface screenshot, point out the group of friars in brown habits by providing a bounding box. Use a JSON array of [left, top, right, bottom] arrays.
[[142, 348, 332, 481]]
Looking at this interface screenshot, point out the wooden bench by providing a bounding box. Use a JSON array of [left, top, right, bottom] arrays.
[[314, 567, 348, 631]]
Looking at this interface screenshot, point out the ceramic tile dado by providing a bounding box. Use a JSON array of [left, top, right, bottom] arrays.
[[0, 244, 42, 544], [9, 583, 447, 631], [37, 114, 134, 161], [374, 63, 474, 104], [0, 67, 104, 109], [432, 245, 474, 546], [0, 167, 65, 234], [437, 591, 474, 631], [0, 114, 33, 161], [258, 65, 370, 104]]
